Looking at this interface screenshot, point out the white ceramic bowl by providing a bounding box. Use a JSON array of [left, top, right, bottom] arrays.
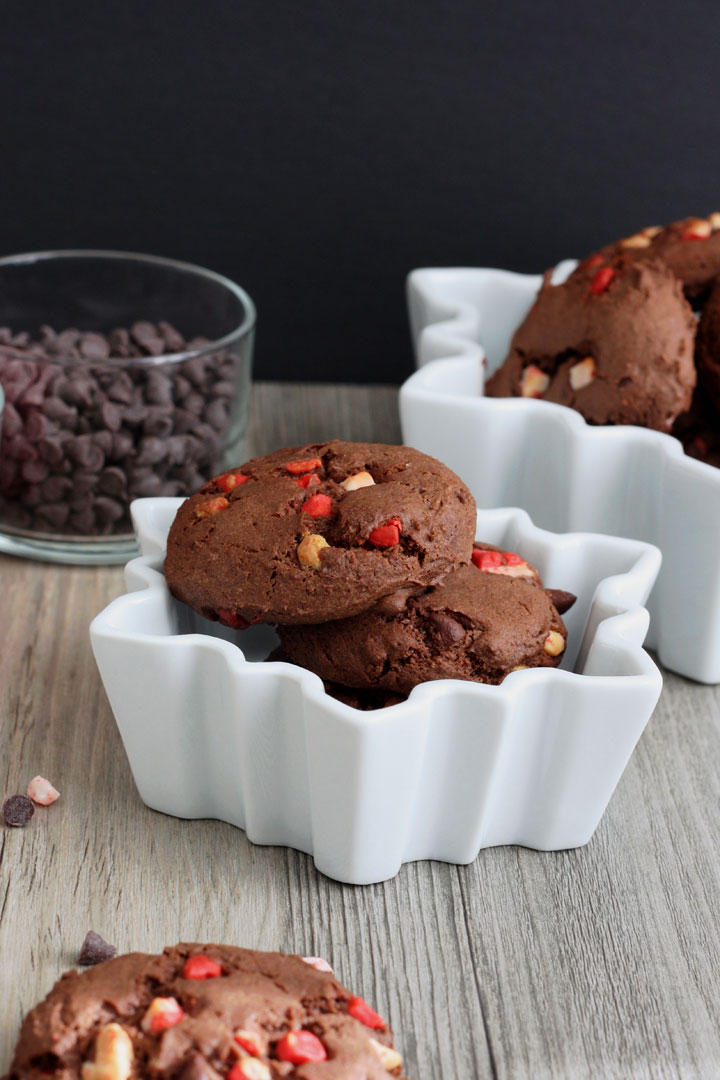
[[402, 265, 720, 684], [89, 497, 661, 885]]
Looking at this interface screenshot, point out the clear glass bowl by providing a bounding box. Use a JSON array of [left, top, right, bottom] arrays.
[[0, 250, 255, 564]]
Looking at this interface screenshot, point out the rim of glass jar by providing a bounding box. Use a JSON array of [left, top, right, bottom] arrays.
[[0, 249, 256, 368]]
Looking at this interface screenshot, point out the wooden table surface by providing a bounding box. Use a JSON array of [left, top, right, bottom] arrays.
[[2, 382, 720, 1080]]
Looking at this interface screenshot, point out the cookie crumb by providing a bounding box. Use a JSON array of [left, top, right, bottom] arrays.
[[27, 776, 60, 805], [3, 795, 34, 827], [78, 931, 117, 966]]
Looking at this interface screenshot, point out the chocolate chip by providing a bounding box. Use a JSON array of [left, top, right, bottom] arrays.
[[3, 794, 34, 827], [98, 466, 127, 497], [158, 320, 186, 352], [21, 460, 50, 484], [142, 407, 173, 438], [205, 399, 228, 431], [98, 401, 122, 432], [546, 589, 577, 615], [79, 333, 110, 360], [35, 503, 70, 529], [78, 930, 117, 966], [67, 435, 105, 472], [427, 610, 467, 647], [145, 370, 173, 404], [131, 320, 164, 355], [105, 371, 135, 404], [40, 475, 74, 502], [94, 496, 125, 523], [1, 401, 23, 438], [136, 436, 168, 466]]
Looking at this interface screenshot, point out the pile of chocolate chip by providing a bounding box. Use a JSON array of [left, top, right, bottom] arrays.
[[0, 322, 242, 537]]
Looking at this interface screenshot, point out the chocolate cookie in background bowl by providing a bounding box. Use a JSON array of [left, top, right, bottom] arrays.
[[0, 251, 255, 565], [3, 943, 408, 1079], [576, 213, 720, 305], [485, 257, 696, 433]]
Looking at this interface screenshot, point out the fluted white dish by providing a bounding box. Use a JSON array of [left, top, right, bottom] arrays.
[[89, 497, 662, 885], [402, 265, 720, 684]]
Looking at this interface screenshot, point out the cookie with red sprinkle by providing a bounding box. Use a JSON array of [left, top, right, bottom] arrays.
[[278, 542, 573, 694], [486, 258, 696, 432], [165, 441, 476, 626], [4, 943, 408, 1079]]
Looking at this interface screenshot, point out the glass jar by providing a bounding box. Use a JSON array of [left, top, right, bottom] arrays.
[[0, 250, 255, 564]]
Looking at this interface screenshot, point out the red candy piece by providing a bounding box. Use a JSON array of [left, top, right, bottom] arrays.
[[286, 457, 323, 475], [302, 493, 333, 517], [296, 473, 320, 489], [472, 549, 503, 570], [144, 996, 185, 1032], [589, 266, 616, 294], [582, 253, 604, 270], [347, 995, 386, 1030], [234, 1031, 263, 1056], [502, 551, 524, 566], [275, 1031, 327, 1064], [217, 610, 250, 630], [216, 472, 249, 492], [183, 954, 223, 980], [368, 517, 402, 548]]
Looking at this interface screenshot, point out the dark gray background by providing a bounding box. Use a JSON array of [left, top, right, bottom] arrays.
[[2, 1, 719, 382]]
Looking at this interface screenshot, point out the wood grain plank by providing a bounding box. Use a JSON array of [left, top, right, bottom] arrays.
[[1, 384, 720, 1079]]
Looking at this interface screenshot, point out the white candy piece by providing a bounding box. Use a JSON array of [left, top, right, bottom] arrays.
[[569, 357, 596, 392], [544, 630, 566, 657], [81, 1024, 133, 1080], [233, 1061, 272, 1080], [302, 955, 334, 973], [27, 775, 60, 805], [685, 218, 712, 238], [341, 470, 375, 491], [370, 1038, 404, 1072], [520, 365, 550, 398], [491, 562, 536, 579], [621, 233, 651, 249]]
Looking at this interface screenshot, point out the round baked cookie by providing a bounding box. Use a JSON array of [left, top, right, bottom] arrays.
[[485, 257, 696, 432], [277, 544, 571, 694], [164, 441, 476, 627], [576, 213, 720, 302], [4, 943, 407, 1080]]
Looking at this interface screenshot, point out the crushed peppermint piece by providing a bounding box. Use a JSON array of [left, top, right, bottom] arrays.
[[27, 776, 60, 805]]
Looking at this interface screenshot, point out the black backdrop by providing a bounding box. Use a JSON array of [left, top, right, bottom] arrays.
[[3, 0, 720, 382]]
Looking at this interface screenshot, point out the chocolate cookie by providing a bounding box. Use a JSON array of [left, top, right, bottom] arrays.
[[164, 441, 476, 626], [277, 544, 571, 694], [577, 213, 720, 302], [3, 943, 407, 1080], [485, 258, 696, 433]]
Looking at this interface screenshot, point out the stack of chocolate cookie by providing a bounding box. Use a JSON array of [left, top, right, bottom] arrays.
[[164, 441, 574, 706], [486, 212, 720, 466]]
